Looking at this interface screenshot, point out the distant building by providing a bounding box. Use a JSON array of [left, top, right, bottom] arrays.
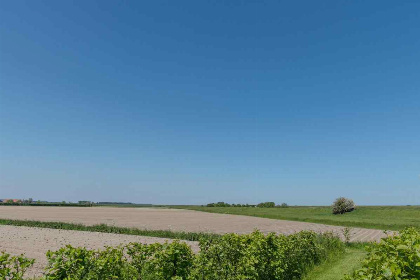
[[1, 199, 22, 203]]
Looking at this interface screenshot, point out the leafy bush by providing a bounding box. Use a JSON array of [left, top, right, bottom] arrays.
[[190, 230, 344, 280], [127, 241, 194, 279], [45, 245, 98, 279], [44, 241, 194, 280], [0, 252, 34, 280], [3, 230, 343, 280], [332, 197, 355, 214], [257, 202, 275, 208], [344, 227, 420, 280]]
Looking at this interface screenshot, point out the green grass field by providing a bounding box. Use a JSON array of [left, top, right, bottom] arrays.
[[174, 205, 420, 231], [303, 247, 366, 280]]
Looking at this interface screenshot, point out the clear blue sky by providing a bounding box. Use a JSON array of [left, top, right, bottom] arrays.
[[1, 1, 419, 205]]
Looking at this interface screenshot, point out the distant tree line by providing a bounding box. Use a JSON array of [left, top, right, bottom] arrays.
[[0, 199, 94, 207], [0, 199, 154, 207], [97, 202, 134, 205], [206, 202, 288, 208]]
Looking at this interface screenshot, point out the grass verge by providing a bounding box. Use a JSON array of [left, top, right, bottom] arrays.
[[0, 218, 219, 241], [303, 247, 367, 280]]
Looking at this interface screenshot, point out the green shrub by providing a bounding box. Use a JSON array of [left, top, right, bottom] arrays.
[[89, 246, 137, 279], [257, 202, 275, 208], [44, 245, 137, 280], [332, 197, 355, 214], [190, 230, 344, 280], [127, 241, 194, 279], [45, 242, 194, 280], [3, 230, 344, 280], [0, 252, 34, 280], [45, 245, 97, 279], [344, 227, 420, 280]]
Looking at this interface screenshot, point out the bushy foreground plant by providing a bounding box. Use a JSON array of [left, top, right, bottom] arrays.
[[0, 252, 34, 280], [344, 227, 420, 280], [191, 231, 344, 280], [332, 197, 356, 214], [127, 241, 194, 279], [41, 231, 343, 280], [1, 231, 344, 280], [44, 241, 193, 280]]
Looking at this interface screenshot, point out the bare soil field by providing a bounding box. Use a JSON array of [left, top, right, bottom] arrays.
[[0, 206, 390, 242], [0, 225, 199, 278]]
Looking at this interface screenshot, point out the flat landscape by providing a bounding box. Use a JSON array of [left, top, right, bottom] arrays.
[[175, 205, 420, 231], [1, 205, 417, 279], [0, 206, 390, 241]]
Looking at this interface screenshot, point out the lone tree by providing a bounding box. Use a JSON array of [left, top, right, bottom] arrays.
[[332, 197, 355, 214]]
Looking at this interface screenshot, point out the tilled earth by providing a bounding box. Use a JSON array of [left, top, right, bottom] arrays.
[[0, 206, 392, 276], [0, 206, 391, 241]]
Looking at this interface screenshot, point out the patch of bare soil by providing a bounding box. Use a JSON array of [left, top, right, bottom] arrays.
[[0, 206, 389, 242]]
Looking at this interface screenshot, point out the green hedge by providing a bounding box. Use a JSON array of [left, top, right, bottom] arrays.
[[344, 227, 420, 280], [0, 230, 344, 280], [0, 219, 219, 242], [0, 252, 34, 280]]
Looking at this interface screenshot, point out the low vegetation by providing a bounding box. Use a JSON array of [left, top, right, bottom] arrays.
[[0, 199, 154, 208], [303, 247, 366, 280], [332, 197, 356, 215], [206, 201, 288, 208], [2, 223, 419, 279], [0, 219, 219, 242], [0, 252, 34, 280], [0, 230, 344, 280], [175, 205, 420, 231], [345, 227, 420, 279]]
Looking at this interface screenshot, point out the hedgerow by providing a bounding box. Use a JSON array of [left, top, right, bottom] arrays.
[[0, 230, 345, 280], [0, 219, 219, 241], [205, 202, 288, 208], [190, 231, 344, 280], [344, 227, 420, 280]]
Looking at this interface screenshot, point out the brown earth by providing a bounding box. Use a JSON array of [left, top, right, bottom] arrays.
[[0, 206, 391, 242]]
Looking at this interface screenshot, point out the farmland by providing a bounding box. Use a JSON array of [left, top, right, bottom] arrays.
[[0, 206, 418, 279], [174, 205, 420, 231], [1, 226, 346, 279], [0, 206, 389, 241]]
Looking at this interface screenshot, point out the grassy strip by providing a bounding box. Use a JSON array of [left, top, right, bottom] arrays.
[[303, 247, 366, 280], [174, 206, 420, 231], [0, 219, 219, 242]]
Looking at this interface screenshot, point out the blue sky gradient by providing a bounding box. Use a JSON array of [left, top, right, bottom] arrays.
[[1, 1, 419, 205]]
